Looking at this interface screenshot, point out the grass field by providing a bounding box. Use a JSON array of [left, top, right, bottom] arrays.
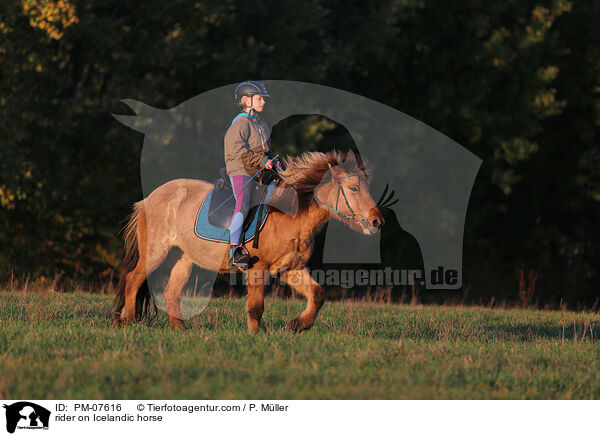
[[0, 291, 599, 399]]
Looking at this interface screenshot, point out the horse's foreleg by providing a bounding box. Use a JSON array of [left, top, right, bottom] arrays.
[[246, 269, 268, 333], [281, 268, 324, 333], [164, 254, 193, 330]]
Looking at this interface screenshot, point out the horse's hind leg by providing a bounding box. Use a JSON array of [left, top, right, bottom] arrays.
[[120, 209, 169, 324], [120, 247, 167, 324], [281, 268, 325, 333], [120, 263, 146, 324], [164, 254, 193, 330]]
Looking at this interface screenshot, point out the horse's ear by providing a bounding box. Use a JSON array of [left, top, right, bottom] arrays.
[[328, 162, 344, 179]]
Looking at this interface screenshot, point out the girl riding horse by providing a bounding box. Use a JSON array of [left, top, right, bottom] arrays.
[[225, 81, 281, 269]]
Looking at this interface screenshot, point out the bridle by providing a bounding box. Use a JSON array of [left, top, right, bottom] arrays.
[[270, 167, 373, 228], [314, 174, 369, 227]]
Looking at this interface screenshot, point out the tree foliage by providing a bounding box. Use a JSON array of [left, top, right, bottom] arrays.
[[0, 0, 598, 305]]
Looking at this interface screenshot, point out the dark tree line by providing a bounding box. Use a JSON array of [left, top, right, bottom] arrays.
[[1, 0, 598, 307]]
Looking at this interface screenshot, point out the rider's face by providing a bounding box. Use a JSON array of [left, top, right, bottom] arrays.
[[253, 95, 266, 112], [245, 95, 266, 112]]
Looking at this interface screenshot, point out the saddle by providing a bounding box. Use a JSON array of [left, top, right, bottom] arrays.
[[198, 168, 276, 248], [208, 168, 235, 228], [208, 168, 273, 229]]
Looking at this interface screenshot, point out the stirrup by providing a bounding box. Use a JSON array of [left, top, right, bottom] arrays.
[[230, 245, 250, 269]]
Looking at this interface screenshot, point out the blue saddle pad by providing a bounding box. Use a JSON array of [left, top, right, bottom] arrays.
[[194, 187, 270, 244]]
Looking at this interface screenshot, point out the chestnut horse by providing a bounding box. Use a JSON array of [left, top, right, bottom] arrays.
[[112, 150, 384, 332]]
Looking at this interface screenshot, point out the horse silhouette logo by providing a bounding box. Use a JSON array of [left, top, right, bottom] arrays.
[[113, 80, 480, 293], [2, 402, 51, 433], [112, 80, 481, 326]]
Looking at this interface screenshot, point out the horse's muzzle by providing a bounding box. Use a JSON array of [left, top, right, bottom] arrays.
[[368, 207, 385, 232]]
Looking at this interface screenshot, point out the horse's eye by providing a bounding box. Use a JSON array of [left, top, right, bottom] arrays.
[[349, 186, 359, 192]]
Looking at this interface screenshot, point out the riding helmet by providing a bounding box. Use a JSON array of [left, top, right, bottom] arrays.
[[234, 81, 271, 103]]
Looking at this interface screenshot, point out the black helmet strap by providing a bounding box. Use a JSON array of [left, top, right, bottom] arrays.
[[244, 95, 261, 120]]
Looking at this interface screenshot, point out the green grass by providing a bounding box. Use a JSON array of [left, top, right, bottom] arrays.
[[0, 291, 599, 399]]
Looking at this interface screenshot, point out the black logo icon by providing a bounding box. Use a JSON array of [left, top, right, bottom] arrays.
[[2, 402, 50, 434]]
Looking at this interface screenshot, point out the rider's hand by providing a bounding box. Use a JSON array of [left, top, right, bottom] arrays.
[[265, 159, 273, 170]]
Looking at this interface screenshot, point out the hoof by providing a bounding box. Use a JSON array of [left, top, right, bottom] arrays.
[[247, 319, 260, 333], [171, 320, 186, 330], [110, 318, 122, 328], [111, 316, 132, 328], [285, 317, 306, 333]]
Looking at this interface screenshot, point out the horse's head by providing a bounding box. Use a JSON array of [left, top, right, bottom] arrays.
[[315, 153, 384, 235]]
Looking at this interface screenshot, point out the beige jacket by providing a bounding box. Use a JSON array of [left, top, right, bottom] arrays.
[[224, 113, 272, 177]]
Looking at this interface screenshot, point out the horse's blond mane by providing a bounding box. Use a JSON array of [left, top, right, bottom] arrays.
[[270, 150, 370, 214]]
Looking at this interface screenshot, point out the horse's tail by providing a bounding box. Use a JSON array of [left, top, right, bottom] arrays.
[[112, 200, 153, 323]]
